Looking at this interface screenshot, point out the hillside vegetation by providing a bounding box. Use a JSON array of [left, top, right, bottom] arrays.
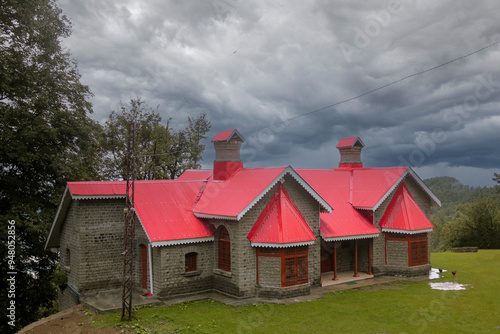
[[424, 176, 500, 250]]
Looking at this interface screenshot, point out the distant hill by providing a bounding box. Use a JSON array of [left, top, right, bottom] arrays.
[[423, 176, 498, 250], [424, 176, 497, 218]]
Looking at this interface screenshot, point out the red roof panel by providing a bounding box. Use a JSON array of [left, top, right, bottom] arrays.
[[177, 169, 213, 180], [193, 167, 287, 218], [68, 181, 126, 196], [133, 181, 214, 242], [320, 202, 380, 240], [379, 183, 433, 232], [247, 185, 315, 245], [69, 180, 214, 243], [351, 167, 407, 208]]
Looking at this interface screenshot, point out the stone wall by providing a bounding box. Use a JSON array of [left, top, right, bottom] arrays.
[[156, 242, 214, 298], [257, 255, 281, 287], [77, 199, 124, 292]]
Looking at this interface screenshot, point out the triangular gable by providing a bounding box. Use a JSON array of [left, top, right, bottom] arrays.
[[193, 166, 332, 220], [379, 183, 433, 234], [247, 185, 315, 247]]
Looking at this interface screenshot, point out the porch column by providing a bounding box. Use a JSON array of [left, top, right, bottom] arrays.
[[332, 244, 338, 280], [367, 239, 373, 275], [353, 240, 359, 277]]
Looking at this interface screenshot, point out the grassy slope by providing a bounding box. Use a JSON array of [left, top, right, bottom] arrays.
[[93, 251, 500, 334]]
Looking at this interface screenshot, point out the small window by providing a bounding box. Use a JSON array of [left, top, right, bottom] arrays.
[[185, 252, 197, 272], [218, 227, 231, 271]]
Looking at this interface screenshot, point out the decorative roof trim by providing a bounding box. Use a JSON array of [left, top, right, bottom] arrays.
[[381, 228, 433, 234], [406, 167, 441, 207], [321, 233, 380, 242], [193, 212, 238, 220], [151, 237, 214, 247], [250, 241, 315, 248], [71, 195, 126, 200]]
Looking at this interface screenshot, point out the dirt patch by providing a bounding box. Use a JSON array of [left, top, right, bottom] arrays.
[[18, 306, 121, 334]]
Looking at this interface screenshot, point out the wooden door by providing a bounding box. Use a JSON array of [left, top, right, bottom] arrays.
[[321, 245, 333, 273]]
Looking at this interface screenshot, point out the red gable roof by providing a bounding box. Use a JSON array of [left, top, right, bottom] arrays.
[[68, 180, 215, 245], [211, 129, 245, 142], [379, 183, 433, 234], [247, 185, 315, 247], [336, 137, 364, 148]]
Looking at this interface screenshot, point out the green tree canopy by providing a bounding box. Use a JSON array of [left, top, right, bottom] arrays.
[[101, 98, 211, 180], [441, 196, 500, 250], [0, 1, 101, 332]]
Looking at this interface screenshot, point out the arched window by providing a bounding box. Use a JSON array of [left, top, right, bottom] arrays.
[[185, 252, 197, 272], [218, 227, 231, 271]]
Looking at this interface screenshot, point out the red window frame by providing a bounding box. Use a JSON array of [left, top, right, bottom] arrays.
[[257, 246, 308, 287], [185, 252, 197, 272], [218, 227, 231, 271]]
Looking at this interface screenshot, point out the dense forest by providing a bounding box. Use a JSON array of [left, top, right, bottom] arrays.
[[424, 176, 500, 251]]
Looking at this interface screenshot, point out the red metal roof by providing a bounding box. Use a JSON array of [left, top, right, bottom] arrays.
[[336, 137, 364, 148], [68, 181, 126, 196], [211, 129, 244, 142], [320, 203, 380, 240], [177, 169, 213, 180], [351, 167, 407, 208], [247, 185, 315, 246], [69, 180, 214, 243], [379, 182, 433, 233], [297, 169, 380, 240]]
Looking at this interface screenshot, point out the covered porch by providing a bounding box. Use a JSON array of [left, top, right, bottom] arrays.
[[320, 237, 376, 286]]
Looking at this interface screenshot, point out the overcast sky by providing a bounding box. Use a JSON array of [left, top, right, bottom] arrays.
[[58, 0, 500, 187]]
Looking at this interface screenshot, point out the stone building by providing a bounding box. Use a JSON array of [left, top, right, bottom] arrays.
[[45, 129, 440, 310]]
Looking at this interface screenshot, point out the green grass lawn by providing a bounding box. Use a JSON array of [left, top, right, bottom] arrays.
[[93, 250, 500, 333]]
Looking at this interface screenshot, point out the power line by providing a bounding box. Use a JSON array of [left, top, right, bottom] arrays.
[[245, 40, 500, 135]]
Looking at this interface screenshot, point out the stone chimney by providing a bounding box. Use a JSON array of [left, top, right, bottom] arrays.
[[336, 137, 364, 168], [212, 129, 245, 180]]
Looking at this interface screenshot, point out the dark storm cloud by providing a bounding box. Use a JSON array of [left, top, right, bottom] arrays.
[[58, 0, 500, 186]]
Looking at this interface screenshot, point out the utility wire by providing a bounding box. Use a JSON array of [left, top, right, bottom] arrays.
[[245, 40, 500, 134]]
